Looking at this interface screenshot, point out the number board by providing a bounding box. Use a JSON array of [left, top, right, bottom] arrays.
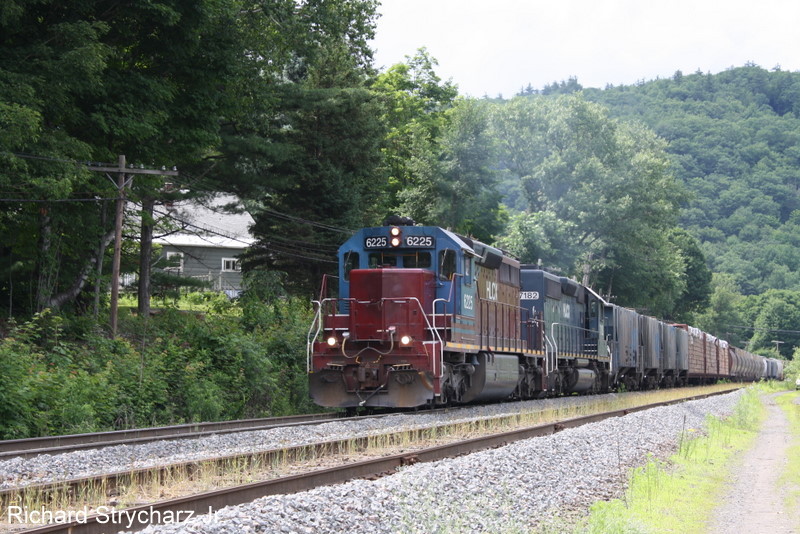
[[363, 235, 436, 249], [520, 291, 540, 300], [364, 236, 388, 249], [403, 235, 435, 248]]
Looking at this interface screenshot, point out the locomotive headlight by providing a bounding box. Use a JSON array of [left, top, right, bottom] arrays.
[[400, 335, 412, 346], [326, 336, 337, 347], [390, 226, 402, 247]]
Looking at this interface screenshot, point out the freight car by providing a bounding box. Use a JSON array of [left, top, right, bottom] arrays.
[[307, 221, 778, 409]]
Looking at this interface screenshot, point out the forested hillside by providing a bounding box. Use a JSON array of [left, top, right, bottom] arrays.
[[510, 66, 800, 352], [585, 65, 800, 296]]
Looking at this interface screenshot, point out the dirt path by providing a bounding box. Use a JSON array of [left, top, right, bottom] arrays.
[[708, 392, 798, 534]]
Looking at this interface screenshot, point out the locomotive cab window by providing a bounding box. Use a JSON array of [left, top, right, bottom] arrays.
[[404, 252, 431, 268], [368, 252, 397, 268], [439, 249, 456, 281], [343, 252, 359, 281], [463, 256, 472, 285]]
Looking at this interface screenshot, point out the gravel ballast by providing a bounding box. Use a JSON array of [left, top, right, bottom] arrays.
[[1, 393, 643, 489], [120, 389, 745, 534]]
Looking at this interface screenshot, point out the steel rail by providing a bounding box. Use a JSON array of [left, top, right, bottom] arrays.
[[0, 405, 457, 506], [0, 413, 339, 460], [11, 389, 735, 534]]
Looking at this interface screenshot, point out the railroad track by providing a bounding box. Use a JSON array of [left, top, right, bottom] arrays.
[[0, 413, 340, 460], [6, 387, 740, 534]]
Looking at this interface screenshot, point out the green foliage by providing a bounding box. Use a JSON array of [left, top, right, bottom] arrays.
[[738, 289, 800, 358], [786, 349, 800, 383], [373, 48, 458, 199], [148, 271, 211, 303], [0, 292, 317, 438], [587, 65, 800, 296], [492, 94, 686, 315], [397, 98, 507, 241], [241, 84, 387, 294], [667, 228, 712, 320], [0, 0, 383, 313], [694, 273, 747, 346]]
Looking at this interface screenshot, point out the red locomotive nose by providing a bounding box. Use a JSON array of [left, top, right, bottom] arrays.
[[348, 268, 435, 343]]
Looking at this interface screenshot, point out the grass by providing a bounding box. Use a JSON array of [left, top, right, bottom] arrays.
[[775, 391, 800, 528], [575, 383, 782, 534], [119, 291, 238, 314]]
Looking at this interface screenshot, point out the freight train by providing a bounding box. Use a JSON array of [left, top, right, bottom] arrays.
[[307, 221, 784, 409]]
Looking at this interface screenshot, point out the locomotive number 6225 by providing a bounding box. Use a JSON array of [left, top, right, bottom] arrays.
[[365, 237, 388, 248], [404, 235, 434, 247]]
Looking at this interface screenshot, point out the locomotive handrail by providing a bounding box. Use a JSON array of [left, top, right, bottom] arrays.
[[543, 331, 556, 378], [307, 296, 445, 380], [477, 297, 528, 353], [318, 273, 339, 301], [549, 322, 606, 361], [306, 300, 324, 373], [430, 280, 458, 391], [380, 296, 444, 379], [432, 274, 457, 336]]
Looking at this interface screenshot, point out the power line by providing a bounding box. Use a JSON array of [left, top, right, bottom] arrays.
[[258, 207, 355, 235], [726, 324, 800, 335], [151, 205, 337, 263], [4, 150, 357, 236], [1, 151, 106, 165], [0, 197, 117, 202]]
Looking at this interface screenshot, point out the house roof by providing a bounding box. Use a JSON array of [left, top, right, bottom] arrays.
[[153, 194, 255, 249]]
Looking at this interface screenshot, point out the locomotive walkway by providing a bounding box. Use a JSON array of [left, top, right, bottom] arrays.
[[708, 392, 799, 534]]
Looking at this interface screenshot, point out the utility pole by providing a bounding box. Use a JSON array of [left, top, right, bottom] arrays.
[[86, 156, 178, 337], [110, 154, 125, 337], [771, 340, 784, 355]]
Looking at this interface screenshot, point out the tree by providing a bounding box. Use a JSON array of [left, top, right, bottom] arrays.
[[586, 65, 800, 296], [492, 94, 685, 313], [0, 0, 248, 316], [398, 98, 506, 241], [243, 85, 387, 294], [741, 290, 800, 357], [665, 229, 712, 320], [372, 48, 459, 213], [0, 0, 384, 311], [694, 273, 746, 346], [200, 0, 383, 295]]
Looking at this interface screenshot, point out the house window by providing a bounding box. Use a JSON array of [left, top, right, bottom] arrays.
[[166, 252, 184, 273], [222, 258, 241, 272]]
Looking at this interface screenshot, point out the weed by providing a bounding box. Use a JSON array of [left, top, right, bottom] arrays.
[[578, 387, 764, 533]]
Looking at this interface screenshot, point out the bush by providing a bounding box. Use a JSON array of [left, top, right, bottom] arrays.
[[0, 291, 319, 438]]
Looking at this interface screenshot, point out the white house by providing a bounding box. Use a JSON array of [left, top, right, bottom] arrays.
[[153, 194, 254, 296]]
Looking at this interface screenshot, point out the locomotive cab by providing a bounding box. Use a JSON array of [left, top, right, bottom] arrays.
[[309, 224, 471, 408]]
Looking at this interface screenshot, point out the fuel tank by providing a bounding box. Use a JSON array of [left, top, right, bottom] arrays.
[[461, 352, 519, 403], [563, 368, 596, 393]]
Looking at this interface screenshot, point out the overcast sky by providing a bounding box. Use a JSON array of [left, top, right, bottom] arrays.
[[370, 0, 800, 98]]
